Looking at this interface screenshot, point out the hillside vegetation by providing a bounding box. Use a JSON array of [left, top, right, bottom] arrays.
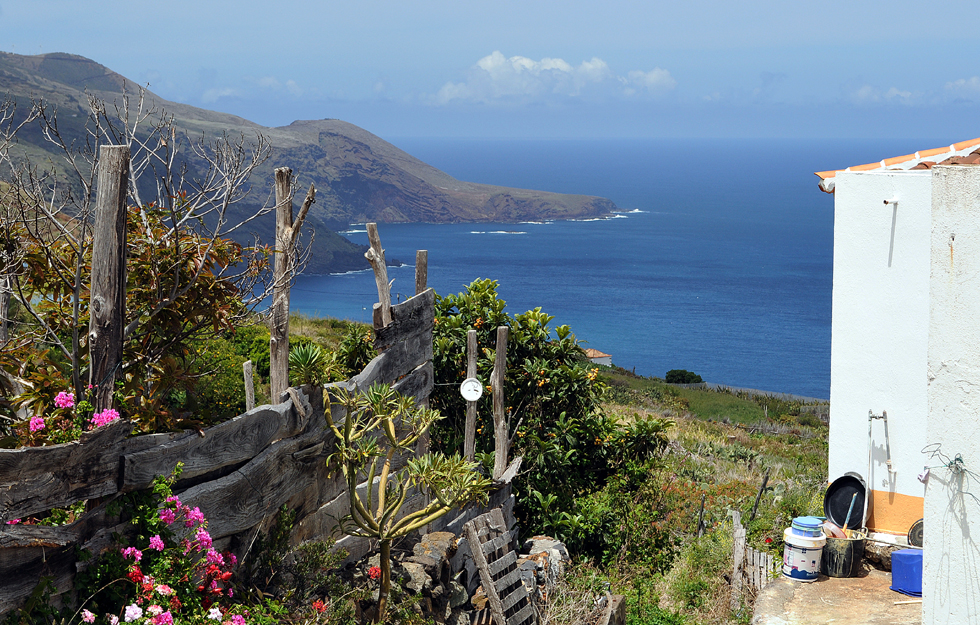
[[0, 51, 618, 272]]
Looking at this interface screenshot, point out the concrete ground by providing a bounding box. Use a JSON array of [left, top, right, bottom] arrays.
[[752, 569, 921, 625]]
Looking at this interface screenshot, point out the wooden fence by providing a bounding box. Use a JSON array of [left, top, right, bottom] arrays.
[[730, 511, 776, 609], [0, 287, 514, 617]]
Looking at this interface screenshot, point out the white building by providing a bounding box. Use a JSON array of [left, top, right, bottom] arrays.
[[584, 348, 612, 366], [818, 140, 980, 623]]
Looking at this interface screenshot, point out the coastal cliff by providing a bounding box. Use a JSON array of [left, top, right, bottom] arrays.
[[0, 52, 618, 272]]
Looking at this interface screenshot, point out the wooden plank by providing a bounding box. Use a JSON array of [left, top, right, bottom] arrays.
[[0, 418, 132, 520], [510, 603, 534, 625], [464, 519, 506, 625], [177, 424, 330, 539], [365, 223, 392, 328], [374, 289, 434, 351], [347, 334, 432, 391], [391, 361, 433, 405], [494, 568, 522, 594], [122, 403, 297, 490], [488, 550, 517, 576], [480, 531, 514, 557], [499, 579, 525, 612], [495, 457, 522, 485]]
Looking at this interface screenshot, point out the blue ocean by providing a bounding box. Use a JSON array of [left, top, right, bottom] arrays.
[[289, 137, 941, 400]]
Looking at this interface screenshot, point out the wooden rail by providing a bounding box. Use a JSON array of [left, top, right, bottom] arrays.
[[0, 289, 463, 617]]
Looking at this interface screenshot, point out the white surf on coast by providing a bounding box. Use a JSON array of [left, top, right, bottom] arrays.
[[289, 137, 946, 399]]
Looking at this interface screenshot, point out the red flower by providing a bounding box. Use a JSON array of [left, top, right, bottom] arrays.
[[765, 537, 773, 544], [368, 566, 381, 580], [312, 600, 326, 614], [128, 566, 144, 583]]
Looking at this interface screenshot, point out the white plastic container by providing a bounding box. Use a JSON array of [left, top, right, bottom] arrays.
[[782, 527, 826, 582]]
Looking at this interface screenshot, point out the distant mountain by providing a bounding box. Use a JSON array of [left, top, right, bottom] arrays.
[[0, 52, 618, 272]]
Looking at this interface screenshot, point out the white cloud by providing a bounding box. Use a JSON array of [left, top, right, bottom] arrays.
[[435, 51, 674, 105], [945, 77, 980, 100], [620, 69, 676, 96], [850, 84, 915, 104], [258, 76, 281, 89], [201, 87, 237, 103], [285, 79, 302, 97]]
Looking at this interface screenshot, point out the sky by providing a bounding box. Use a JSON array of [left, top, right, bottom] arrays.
[[5, 0, 980, 140]]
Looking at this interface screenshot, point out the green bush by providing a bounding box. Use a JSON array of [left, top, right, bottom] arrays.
[[429, 279, 609, 540], [665, 370, 703, 384]]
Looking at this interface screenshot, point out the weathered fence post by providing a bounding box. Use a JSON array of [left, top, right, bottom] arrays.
[[731, 510, 746, 609], [269, 167, 315, 402], [491, 326, 509, 479], [464, 329, 478, 462], [749, 470, 770, 523], [415, 250, 427, 298], [365, 223, 391, 328], [415, 250, 431, 457], [243, 360, 255, 411], [88, 145, 130, 412], [0, 273, 9, 345]]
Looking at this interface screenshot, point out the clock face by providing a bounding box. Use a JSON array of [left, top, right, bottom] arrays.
[[460, 378, 483, 402]]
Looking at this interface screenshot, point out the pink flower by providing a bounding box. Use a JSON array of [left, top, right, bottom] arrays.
[[5, 519, 20, 525], [29, 417, 45, 433], [121, 547, 142, 562], [54, 391, 75, 409], [147, 605, 163, 616], [152, 611, 173, 625], [226, 587, 233, 598], [124, 604, 142, 622], [196, 527, 212, 550], [110, 616, 120, 625], [90, 408, 120, 428], [226, 552, 237, 566], [148, 535, 165, 551], [230, 615, 246, 625], [165, 495, 181, 506], [206, 549, 224, 566], [185, 507, 205, 527], [81, 609, 95, 623], [155, 584, 173, 596], [159, 508, 176, 524]]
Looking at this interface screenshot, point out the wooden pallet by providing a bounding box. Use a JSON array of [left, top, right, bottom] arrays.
[[463, 508, 534, 625]]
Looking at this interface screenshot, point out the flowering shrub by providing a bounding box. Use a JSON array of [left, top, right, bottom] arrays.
[[69, 464, 252, 625], [13, 386, 96, 447]]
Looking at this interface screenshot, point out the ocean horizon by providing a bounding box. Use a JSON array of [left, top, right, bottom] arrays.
[[289, 137, 952, 400]]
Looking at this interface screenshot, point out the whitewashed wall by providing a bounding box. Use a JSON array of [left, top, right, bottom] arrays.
[[829, 169, 931, 531], [923, 165, 980, 624]]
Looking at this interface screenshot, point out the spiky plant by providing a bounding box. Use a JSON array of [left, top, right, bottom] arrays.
[[326, 383, 493, 623]]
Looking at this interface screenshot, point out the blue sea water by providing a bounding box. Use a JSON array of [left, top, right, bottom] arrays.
[[288, 137, 944, 400]]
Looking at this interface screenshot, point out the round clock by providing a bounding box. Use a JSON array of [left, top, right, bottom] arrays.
[[460, 377, 483, 402]]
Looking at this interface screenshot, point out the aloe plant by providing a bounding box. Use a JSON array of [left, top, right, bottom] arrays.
[[326, 383, 492, 622], [288, 342, 335, 386]]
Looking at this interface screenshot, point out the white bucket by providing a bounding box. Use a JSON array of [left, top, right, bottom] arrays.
[[782, 527, 826, 582]]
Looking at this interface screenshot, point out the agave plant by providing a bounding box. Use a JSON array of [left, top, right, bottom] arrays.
[[288, 342, 333, 386]]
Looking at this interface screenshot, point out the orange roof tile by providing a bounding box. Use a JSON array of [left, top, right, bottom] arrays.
[[584, 348, 611, 359], [816, 138, 980, 193]]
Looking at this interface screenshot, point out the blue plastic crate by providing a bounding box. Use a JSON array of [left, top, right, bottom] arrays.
[[890, 549, 922, 597]]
